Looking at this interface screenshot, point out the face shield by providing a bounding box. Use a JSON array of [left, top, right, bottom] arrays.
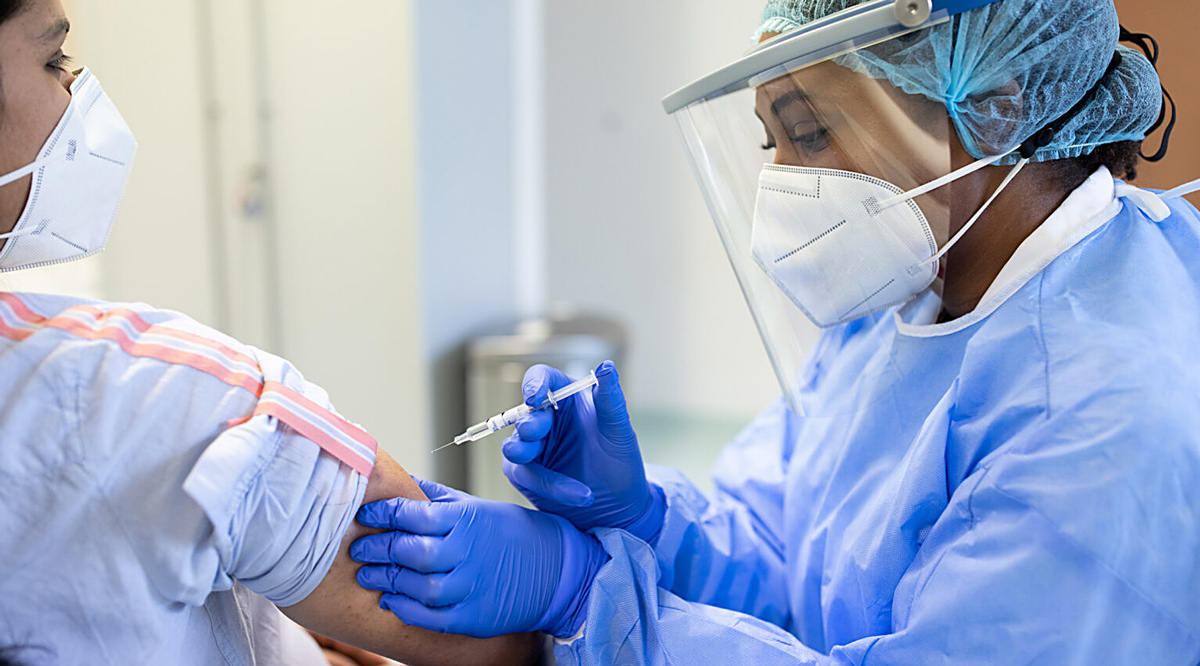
[[663, 0, 1009, 416]]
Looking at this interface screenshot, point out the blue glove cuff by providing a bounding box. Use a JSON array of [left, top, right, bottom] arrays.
[[537, 513, 609, 638], [620, 482, 668, 546]]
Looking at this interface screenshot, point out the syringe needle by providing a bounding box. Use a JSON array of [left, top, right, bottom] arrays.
[[435, 370, 599, 452]]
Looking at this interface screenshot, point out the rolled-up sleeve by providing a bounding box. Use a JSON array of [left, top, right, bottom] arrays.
[[182, 412, 367, 607], [94, 338, 377, 609], [182, 347, 376, 607]]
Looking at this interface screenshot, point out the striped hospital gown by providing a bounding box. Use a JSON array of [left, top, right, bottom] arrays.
[[0, 292, 377, 665]]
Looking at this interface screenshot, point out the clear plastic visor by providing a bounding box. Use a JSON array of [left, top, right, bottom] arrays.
[[672, 49, 956, 416]]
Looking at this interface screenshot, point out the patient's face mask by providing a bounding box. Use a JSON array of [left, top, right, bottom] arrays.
[[0, 68, 137, 272]]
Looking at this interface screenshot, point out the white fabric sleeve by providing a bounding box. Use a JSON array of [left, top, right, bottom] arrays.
[[183, 414, 368, 607], [41, 300, 377, 610]]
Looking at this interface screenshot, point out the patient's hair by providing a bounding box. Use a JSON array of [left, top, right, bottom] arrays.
[[0, 0, 26, 120], [0, 0, 22, 25]]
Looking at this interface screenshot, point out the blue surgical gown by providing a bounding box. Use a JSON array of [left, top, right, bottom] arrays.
[[555, 169, 1200, 664]]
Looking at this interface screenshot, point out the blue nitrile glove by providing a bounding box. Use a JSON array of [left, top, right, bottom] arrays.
[[351, 477, 607, 639], [501, 361, 666, 544]]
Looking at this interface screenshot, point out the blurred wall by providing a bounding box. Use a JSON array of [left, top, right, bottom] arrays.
[[64, 0, 432, 478], [414, 1, 520, 487], [69, 1, 218, 323], [258, 0, 428, 477], [1113, 0, 1200, 206], [544, 0, 788, 422]]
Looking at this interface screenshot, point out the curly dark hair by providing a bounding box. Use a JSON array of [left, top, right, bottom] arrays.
[[0, 0, 27, 118], [1050, 140, 1143, 190]]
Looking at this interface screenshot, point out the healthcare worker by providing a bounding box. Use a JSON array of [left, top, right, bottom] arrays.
[[351, 0, 1200, 664]]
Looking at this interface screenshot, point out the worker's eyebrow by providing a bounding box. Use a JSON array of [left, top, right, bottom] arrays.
[[39, 18, 71, 43], [770, 89, 813, 116]]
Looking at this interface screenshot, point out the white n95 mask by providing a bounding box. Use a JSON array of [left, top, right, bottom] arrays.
[[0, 68, 137, 273], [751, 164, 939, 328], [750, 154, 1026, 329]]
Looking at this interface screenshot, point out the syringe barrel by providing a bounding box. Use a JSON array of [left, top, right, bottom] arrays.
[[543, 370, 599, 408], [487, 404, 532, 433], [464, 421, 491, 439]]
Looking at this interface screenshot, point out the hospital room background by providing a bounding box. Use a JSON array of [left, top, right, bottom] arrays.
[[10, 0, 1196, 496]]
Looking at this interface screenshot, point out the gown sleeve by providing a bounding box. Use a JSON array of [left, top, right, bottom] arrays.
[[647, 399, 797, 627]]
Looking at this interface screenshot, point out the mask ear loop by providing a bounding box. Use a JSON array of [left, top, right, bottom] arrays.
[[0, 160, 47, 189], [0, 160, 53, 242], [0, 79, 84, 190], [0, 226, 41, 241], [914, 158, 1029, 270], [874, 152, 1007, 212], [875, 150, 1023, 275]]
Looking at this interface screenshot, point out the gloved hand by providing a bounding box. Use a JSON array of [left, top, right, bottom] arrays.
[[351, 477, 607, 639], [501, 361, 666, 544]]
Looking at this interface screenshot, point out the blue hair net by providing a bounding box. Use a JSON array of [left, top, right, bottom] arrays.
[[757, 0, 1163, 164]]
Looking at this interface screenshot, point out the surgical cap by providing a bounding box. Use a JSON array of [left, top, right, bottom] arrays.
[[756, 0, 1163, 164]]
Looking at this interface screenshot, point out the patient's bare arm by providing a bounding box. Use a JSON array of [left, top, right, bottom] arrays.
[[281, 450, 543, 666]]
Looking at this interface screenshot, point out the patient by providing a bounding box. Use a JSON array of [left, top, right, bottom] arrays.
[[0, 293, 540, 666], [0, 1, 538, 662]]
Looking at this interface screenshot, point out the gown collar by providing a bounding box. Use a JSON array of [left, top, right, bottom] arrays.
[[896, 167, 1122, 338]]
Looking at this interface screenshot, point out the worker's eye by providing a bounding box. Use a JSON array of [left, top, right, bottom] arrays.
[[47, 52, 74, 73], [791, 126, 831, 154]]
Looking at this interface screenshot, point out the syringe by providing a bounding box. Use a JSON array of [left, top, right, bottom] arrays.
[[434, 370, 599, 452]]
